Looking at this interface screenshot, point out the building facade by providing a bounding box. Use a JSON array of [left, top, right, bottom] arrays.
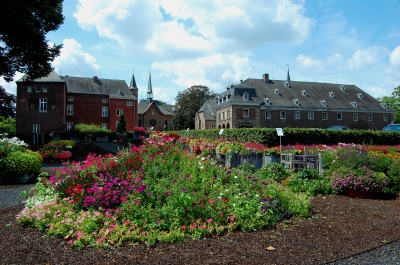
[[137, 73, 174, 131], [16, 71, 139, 138], [197, 72, 394, 130]]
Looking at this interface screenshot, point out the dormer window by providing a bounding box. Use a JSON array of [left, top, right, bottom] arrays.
[[357, 93, 364, 99], [351, 101, 358, 108], [293, 99, 299, 105], [301, 90, 307, 96], [320, 100, 327, 107], [118, 90, 124, 96], [329, 92, 335, 98], [264, 98, 270, 104], [340, 85, 346, 91], [381, 103, 388, 109], [285, 82, 290, 88], [274, 89, 280, 95], [243, 92, 249, 101]]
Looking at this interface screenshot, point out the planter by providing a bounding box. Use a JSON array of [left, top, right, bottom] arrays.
[[263, 154, 280, 166], [16, 173, 35, 184], [345, 188, 375, 199], [241, 154, 263, 169], [225, 153, 241, 168], [96, 136, 108, 142]]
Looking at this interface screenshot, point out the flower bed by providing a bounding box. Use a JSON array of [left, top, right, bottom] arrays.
[[17, 137, 400, 248]]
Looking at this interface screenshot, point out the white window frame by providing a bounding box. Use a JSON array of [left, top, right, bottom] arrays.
[[308, 112, 314, 120], [322, 112, 328, 120], [265, 111, 271, 119], [368, 114, 373, 121], [116, 109, 123, 116], [67, 105, 73, 115], [27, 86, 32, 92], [337, 113, 342, 120], [383, 114, 388, 122], [66, 122, 73, 131], [280, 111, 286, 119], [39, 98, 47, 112], [243, 108, 249, 117], [127, 101, 133, 106], [211, 122, 216, 128], [101, 123, 108, 129], [33, 124, 40, 133], [222, 112, 225, 119], [227, 110, 230, 119], [36, 86, 41, 92], [294, 111, 300, 119], [43, 87, 48, 92], [243, 92, 249, 101], [68, 96, 74, 101], [353, 113, 358, 121], [102, 98, 108, 103], [102, 106, 108, 117]]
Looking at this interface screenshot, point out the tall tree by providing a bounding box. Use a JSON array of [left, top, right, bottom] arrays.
[[380, 85, 400, 123], [0, 0, 64, 82], [0, 86, 16, 118], [173, 85, 216, 130]]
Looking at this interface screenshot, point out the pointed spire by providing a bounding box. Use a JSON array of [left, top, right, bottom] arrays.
[[129, 68, 137, 88], [286, 64, 290, 82], [147, 71, 153, 102]]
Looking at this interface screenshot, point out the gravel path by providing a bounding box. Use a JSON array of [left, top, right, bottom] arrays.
[[0, 184, 35, 210]]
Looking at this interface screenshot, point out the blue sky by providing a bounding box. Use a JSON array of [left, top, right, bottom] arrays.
[[2, 0, 400, 104]]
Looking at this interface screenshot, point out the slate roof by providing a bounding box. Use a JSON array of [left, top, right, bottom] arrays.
[[16, 70, 65, 83], [62, 76, 137, 100], [215, 78, 391, 112], [198, 99, 217, 120], [138, 99, 174, 116]]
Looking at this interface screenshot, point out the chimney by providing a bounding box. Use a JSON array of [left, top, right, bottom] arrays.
[[263, 73, 269, 83], [93, 76, 98, 83]]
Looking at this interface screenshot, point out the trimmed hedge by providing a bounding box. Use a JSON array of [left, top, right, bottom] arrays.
[[173, 128, 400, 146]]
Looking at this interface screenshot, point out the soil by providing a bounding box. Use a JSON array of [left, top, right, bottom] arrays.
[[0, 143, 399, 264]]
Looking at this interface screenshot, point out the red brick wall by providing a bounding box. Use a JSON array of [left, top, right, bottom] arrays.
[[16, 82, 66, 134], [109, 98, 136, 131]]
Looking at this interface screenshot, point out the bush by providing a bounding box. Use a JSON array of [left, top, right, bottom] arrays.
[[257, 162, 290, 182], [0, 150, 42, 183], [385, 160, 400, 194]]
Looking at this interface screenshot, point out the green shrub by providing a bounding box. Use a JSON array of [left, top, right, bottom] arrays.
[[385, 160, 400, 194], [0, 150, 42, 184], [286, 169, 335, 196], [257, 162, 290, 182]]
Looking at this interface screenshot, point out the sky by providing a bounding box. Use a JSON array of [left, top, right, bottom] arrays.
[[2, 0, 400, 104]]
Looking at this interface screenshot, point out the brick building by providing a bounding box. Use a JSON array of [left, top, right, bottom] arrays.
[[16, 71, 138, 140], [196, 72, 395, 130], [138, 73, 174, 131]]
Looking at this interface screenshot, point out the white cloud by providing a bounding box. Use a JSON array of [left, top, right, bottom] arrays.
[[0, 72, 24, 95], [73, 0, 313, 58], [295, 53, 344, 71], [390, 46, 400, 66], [152, 54, 252, 93], [52, 39, 102, 77], [347, 46, 388, 70]]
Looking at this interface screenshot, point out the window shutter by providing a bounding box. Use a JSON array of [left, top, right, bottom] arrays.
[[250, 109, 255, 118], [237, 108, 242, 118]]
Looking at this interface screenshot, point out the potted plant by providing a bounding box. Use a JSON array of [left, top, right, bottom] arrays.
[[0, 150, 42, 184]]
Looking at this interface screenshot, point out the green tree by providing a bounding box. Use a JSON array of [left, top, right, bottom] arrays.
[[117, 114, 127, 132], [0, 0, 64, 82], [380, 85, 400, 123], [173, 85, 216, 130], [0, 116, 16, 135], [0, 86, 15, 118]]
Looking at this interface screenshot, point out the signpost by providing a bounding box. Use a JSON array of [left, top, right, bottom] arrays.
[[276, 128, 284, 155]]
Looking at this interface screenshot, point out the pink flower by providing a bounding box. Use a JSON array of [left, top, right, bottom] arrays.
[[124, 220, 131, 225], [135, 200, 140, 205], [206, 218, 212, 223], [181, 225, 187, 230]]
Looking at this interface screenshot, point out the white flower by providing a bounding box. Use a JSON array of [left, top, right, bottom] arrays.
[[234, 176, 238, 179]]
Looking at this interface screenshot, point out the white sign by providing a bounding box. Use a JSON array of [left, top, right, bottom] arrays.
[[276, 128, 284, 136], [219, 129, 224, 135]]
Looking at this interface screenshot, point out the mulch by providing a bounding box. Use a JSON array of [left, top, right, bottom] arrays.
[[0, 195, 399, 264]]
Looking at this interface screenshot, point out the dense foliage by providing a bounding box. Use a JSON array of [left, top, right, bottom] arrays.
[[173, 85, 216, 130], [380, 85, 400, 123], [0, 116, 16, 135], [0, 0, 64, 82], [0, 86, 16, 118]]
